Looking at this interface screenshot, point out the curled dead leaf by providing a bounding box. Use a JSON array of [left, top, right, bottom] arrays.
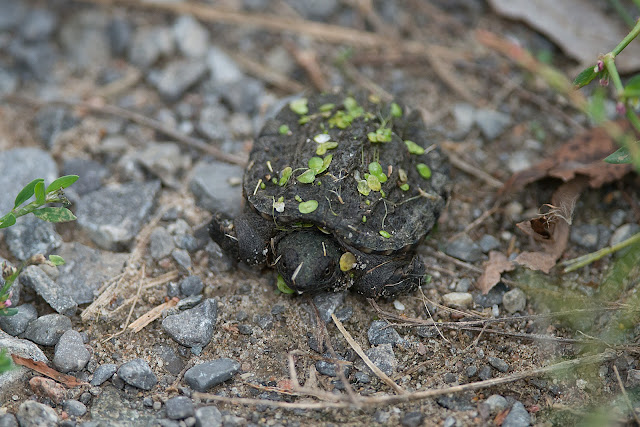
[[477, 251, 515, 294]]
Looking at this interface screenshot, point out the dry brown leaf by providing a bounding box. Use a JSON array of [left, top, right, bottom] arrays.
[[488, 0, 640, 73], [513, 178, 587, 273], [11, 354, 88, 388], [477, 251, 515, 294], [502, 126, 633, 194]]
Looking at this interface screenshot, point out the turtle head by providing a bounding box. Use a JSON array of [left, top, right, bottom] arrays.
[[275, 230, 343, 293]]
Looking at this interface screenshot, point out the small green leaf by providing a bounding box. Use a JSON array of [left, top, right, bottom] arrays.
[[48, 255, 65, 266], [376, 127, 392, 142], [14, 178, 44, 209], [623, 75, 640, 98], [417, 163, 432, 179], [319, 103, 335, 112], [379, 230, 391, 238], [296, 169, 316, 184], [32, 207, 77, 223], [357, 179, 370, 196], [344, 97, 363, 117], [404, 140, 425, 155], [573, 66, 598, 88], [328, 111, 353, 129], [289, 98, 308, 115], [0, 308, 18, 317], [279, 124, 291, 135], [279, 167, 293, 186], [368, 162, 383, 176], [604, 146, 632, 164], [298, 115, 311, 125], [308, 157, 324, 171], [0, 213, 16, 229], [298, 200, 318, 214], [34, 181, 45, 204], [276, 274, 295, 294], [367, 174, 381, 191], [400, 183, 409, 191], [367, 132, 378, 142], [45, 175, 79, 193], [316, 141, 338, 155], [318, 154, 332, 174], [390, 102, 402, 117]]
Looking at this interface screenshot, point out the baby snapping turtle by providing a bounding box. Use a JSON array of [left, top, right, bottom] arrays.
[[209, 93, 450, 298]]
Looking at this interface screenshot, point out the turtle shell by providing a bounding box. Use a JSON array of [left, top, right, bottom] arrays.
[[243, 93, 450, 254]]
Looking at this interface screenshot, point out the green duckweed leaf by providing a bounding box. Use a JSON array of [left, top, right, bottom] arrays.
[[357, 180, 370, 196], [279, 124, 291, 135], [318, 154, 332, 174], [316, 141, 338, 155], [417, 163, 432, 179], [32, 207, 77, 223], [14, 178, 44, 209], [297, 169, 316, 184], [298, 200, 318, 214], [400, 183, 409, 191], [368, 162, 383, 176], [367, 174, 381, 191], [289, 98, 308, 115], [390, 102, 402, 117], [319, 103, 335, 112], [404, 140, 425, 155], [48, 255, 65, 266], [276, 274, 295, 294], [379, 230, 391, 238], [279, 167, 293, 186], [45, 175, 78, 193], [308, 157, 324, 171]]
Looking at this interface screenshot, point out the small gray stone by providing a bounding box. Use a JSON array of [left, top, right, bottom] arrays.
[[53, 330, 91, 373], [35, 107, 79, 149], [16, 401, 58, 427], [316, 355, 349, 378], [107, 16, 132, 55], [62, 158, 108, 195], [0, 0, 26, 30], [153, 344, 184, 375], [0, 303, 37, 336], [401, 411, 424, 427], [0, 148, 58, 213], [150, 227, 175, 260], [59, 10, 111, 70], [443, 234, 483, 262], [195, 406, 222, 427], [184, 358, 241, 392], [610, 223, 640, 247], [180, 275, 203, 296], [5, 216, 62, 261], [91, 364, 117, 386], [129, 26, 174, 68], [502, 288, 526, 314], [474, 283, 507, 308], [478, 234, 501, 253], [484, 394, 508, 414], [475, 109, 511, 139], [151, 59, 208, 102], [220, 77, 264, 114], [442, 292, 473, 308], [190, 162, 244, 217], [8, 40, 57, 81], [488, 356, 509, 373], [23, 313, 72, 346], [0, 413, 18, 427], [54, 242, 128, 305], [363, 344, 397, 376], [478, 365, 492, 380], [63, 399, 87, 417], [166, 396, 195, 419], [162, 298, 217, 350], [20, 266, 77, 316], [173, 15, 209, 58], [76, 181, 160, 250], [136, 142, 191, 187], [117, 358, 157, 390], [172, 248, 192, 271], [255, 313, 273, 330], [197, 103, 230, 141], [206, 46, 243, 86], [0, 67, 18, 98], [502, 401, 531, 427], [443, 416, 458, 427], [570, 224, 610, 251], [21, 8, 58, 41], [451, 103, 475, 134], [455, 277, 472, 292], [367, 320, 402, 347], [312, 291, 346, 323]]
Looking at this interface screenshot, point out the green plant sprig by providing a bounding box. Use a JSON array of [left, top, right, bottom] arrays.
[[561, 231, 640, 272]]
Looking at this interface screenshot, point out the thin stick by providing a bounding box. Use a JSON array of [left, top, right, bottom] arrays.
[[614, 365, 640, 425], [193, 350, 617, 409], [444, 149, 504, 189], [4, 95, 247, 166], [331, 314, 406, 395]]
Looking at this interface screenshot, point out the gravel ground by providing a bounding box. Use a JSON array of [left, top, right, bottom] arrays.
[[1, 1, 639, 426]]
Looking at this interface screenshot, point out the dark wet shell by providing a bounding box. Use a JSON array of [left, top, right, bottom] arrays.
[[243, 94, 450, 253]]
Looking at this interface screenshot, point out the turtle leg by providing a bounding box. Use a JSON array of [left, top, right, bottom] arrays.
[[351, 252, 425, 298], [208, 207, 274, 266]]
